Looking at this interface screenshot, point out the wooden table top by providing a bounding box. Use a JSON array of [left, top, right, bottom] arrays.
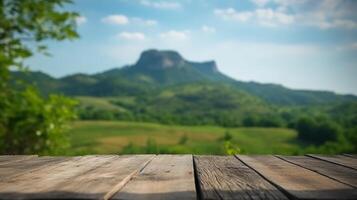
[[0, 154, 356, 199]]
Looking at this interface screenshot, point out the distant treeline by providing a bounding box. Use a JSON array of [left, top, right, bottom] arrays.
[[77, 92, 357, 153]]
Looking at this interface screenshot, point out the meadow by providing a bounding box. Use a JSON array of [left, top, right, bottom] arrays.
[[64, 120, 305, 155]]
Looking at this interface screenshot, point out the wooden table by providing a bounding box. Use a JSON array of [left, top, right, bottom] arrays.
[[0, 154, 356, 199]]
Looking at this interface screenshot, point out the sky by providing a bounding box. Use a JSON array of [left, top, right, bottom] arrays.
[[27, 0, 357, 95]]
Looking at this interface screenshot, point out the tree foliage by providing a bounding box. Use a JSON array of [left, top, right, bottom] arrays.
[[0, 0, 78, 75], [296, 117, 342, 145], [0, 87, 77, 154], [0, 0, 78, 154]]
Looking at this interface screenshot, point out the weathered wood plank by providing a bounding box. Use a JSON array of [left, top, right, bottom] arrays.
[[112, 155, 196, 200], [343, 154, 357, 159], [194, 156, 288, 200], [0, 155, 37, 165], [307, 154, 357, 170], [237, 155, 357, 199], [0, 155, 118, 199], [0, 156, 70, 181], [44, 155, 154, 200], [278, 155, 357, 188]]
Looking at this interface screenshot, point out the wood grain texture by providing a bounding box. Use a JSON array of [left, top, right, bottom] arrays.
[[194, 156, 288, 200], [237, 155, 357, 199], [0, 155, 117, 199], [0, 155, 37, 165], [48, 155, 154, 200], [0, 155, 356, 200], [112, 155, 196, 200], [278, 156, 357, 188], [0, 156, 70, 181], [307, 154, 357, 170], [343, 154, 357, 159]]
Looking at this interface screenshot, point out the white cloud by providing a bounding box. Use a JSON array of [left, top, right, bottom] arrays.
[[75, 16, 87, 25], [118, 32, 146, 40], [131, 17, 158, 26], [216, 0, 357, 29], [251, 0, 271, 7], [140, 0, 181, 10], [214, 8, 253, 22], [160, 30, 190, 40], [102, 15, 158, 26], [214, 7, 294, 26], [145, 19, 158, 26], [255, 8, 294, 26], [102, 15, 129, 25], [201, 25, 216, 33]]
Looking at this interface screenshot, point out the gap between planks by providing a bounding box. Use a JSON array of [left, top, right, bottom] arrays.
[[192, 155, 203, 200], [343, 154, 357, 159], [276, 155, 357, 189], [194, 155, 288, 200], [306, 154, 357, 170], [103, 155, 156, 200], [112, 155, 197, 200], [232, 155, 295, 200]]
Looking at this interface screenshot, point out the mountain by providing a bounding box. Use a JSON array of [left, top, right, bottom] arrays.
[[95, 49, 231, 86], [11, 49, 356, 106]]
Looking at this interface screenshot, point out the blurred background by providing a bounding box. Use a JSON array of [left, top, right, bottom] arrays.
[[1, 0, 356, 156]]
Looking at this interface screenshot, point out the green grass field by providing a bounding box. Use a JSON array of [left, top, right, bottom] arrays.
[[64, 120, 306, 155], [76, 96, 126, 111]]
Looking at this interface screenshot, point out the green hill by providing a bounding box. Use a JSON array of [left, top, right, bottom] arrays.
[[11, 49, 356, 106], [107, 82, 274, 126]]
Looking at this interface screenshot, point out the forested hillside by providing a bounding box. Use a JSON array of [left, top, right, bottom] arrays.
[[11, 49, 357, 153], [12, 49, 356, 105]]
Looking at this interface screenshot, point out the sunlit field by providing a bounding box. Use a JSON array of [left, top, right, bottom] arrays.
[[64, 120, 303, 155]]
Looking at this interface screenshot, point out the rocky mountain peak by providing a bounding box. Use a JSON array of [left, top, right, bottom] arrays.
[[135, 49, 185, 69]]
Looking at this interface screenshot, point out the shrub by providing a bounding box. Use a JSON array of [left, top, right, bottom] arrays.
[[0, 87, 77, 154], [295, 117, 341, 145], [224, 141, 241, 155]]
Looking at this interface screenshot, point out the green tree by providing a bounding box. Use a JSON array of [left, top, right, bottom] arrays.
[[296, 117, 342, 145], [0, 0, 79, 154], [0, 87, 77, 154]]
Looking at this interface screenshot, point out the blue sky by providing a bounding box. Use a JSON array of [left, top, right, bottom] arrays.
[[27, 0, 357, 95]]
